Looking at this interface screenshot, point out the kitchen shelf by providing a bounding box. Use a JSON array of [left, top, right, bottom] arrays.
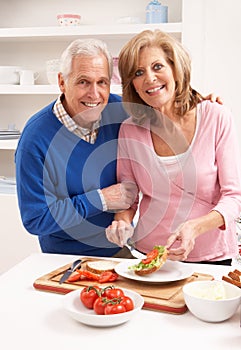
[[0, 84, 122, 95], [0, 139, 19, 150], [0, 85, 59, 94], [0, 0, 183, 187], [0, 23, 182, 41]]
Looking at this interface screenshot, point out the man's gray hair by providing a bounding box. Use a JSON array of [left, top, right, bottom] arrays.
[[60, 38, 113, 80]]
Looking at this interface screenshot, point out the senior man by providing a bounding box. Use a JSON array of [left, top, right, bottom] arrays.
[[15, 38, 137, 257]]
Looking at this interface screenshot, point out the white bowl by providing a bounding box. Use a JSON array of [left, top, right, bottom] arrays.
[[183, 280, 241, 322], [0, 66, 22, 84], [57, 14, 81, 26], [63, 287, 144, 327]]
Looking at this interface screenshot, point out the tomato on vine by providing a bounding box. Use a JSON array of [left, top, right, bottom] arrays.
[[104, 303, 126, 315], [101, 286, 125, 299], [93, 297, 108, 315], [80, 286, 101, 309]]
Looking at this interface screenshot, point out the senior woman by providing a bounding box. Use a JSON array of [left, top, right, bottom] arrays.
[[106, 29, 241, 265]]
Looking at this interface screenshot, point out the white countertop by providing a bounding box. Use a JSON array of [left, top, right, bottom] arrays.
[[1, 253, 240, 350]]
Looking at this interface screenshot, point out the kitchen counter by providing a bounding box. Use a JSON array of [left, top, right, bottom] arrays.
[[0, 253, 240, 350]]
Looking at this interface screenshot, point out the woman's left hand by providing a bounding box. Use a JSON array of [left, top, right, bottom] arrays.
[[165, 221, 198, 261]]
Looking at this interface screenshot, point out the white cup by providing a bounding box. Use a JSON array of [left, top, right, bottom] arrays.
[[18, 70, 39, 85]]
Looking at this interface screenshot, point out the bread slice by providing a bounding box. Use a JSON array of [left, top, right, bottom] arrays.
[[85, 260, 118, 274]]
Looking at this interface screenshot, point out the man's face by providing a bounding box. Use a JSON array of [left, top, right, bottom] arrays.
[[58, 54, 111, 129]]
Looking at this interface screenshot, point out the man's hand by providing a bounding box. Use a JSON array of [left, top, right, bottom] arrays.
[[106, 220, 134, 247], [101, 182, 138, 211]]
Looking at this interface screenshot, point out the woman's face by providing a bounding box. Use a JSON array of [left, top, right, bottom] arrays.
[[132, 46, 176, 113]]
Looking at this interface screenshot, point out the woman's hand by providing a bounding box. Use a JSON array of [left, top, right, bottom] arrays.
[[166, 211, 224, 261], [204, 93, 223, 104], [165, 221, 199, 261], [106, 220, 134, 247]]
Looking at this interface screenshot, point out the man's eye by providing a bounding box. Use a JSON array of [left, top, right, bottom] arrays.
[[135, 70, 143, 77], [99, 80, 108, 86]]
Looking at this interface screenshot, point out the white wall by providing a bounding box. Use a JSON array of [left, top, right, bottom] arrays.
[[183, 0, 241, 150], [0, 195, 40, 274], [203, 0, 241, 145]]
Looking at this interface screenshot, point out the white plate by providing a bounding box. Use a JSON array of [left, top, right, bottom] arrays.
[[115, 259, 194, 283], [63, 287, 144, 327]]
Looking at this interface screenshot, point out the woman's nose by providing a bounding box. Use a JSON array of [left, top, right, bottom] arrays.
[[145, 69, 157, 83]]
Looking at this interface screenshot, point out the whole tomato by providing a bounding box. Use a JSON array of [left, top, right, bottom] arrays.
[[93, 297, 107, 315], [120, 295, 134, 312], [102, 286, 125, 299], [104, 303, 126, 315], [80, 286, 100, 309]]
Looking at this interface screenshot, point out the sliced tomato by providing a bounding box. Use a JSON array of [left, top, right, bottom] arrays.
[[106, 272, 118, 282], [98, 271, 115, 283], [83, 270, 100, 281], [76, 269, 100, 281], [67, 271, 81, 282], [141, 248, 159, 264]]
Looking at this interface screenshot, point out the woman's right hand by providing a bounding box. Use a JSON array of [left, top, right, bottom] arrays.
[[106, 220, 134, 247]]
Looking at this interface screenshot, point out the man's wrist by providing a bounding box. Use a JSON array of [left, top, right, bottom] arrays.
[[98, 189, 108, 211]]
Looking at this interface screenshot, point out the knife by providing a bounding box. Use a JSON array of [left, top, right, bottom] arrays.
[[125, 239, 146, 259], [59, 259, 83, 284]]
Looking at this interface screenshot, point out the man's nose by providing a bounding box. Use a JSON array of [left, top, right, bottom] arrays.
[[87, 83, 100, 98]]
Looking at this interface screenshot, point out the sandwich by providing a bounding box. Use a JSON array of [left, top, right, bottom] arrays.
[[129, 245, 168, 276]]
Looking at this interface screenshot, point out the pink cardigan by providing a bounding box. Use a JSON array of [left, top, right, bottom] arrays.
[[117, 101, 241, 261]]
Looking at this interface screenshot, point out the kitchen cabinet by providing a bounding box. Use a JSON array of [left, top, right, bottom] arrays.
[[0, 0, 183, 272], [1, 0, 240, 273], [0, 0, 182, 181]]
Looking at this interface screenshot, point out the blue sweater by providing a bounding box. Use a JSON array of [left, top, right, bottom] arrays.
[[15, 94, 128, 257]]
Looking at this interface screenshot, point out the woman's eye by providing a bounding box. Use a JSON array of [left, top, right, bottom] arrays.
[[154, 63, 164, 71], [135, 70, 143, 77]]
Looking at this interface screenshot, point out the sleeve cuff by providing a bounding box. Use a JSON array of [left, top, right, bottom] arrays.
[[98, 189, 108, 211]]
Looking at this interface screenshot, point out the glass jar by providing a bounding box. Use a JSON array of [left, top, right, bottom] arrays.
[[145, 1, 168, 24]]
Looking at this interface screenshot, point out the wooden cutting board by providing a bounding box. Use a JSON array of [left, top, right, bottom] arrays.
[[33, 257, 213, 314]]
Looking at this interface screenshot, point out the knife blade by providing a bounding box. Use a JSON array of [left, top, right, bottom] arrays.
[[125, 239, 146, 259], [59, 259, 83, 284]]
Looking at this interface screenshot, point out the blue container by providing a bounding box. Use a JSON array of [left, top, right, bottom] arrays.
[[146, 1, 168, 24]]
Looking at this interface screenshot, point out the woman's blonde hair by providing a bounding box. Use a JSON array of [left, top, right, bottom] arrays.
[[118, 29, 203, 123]]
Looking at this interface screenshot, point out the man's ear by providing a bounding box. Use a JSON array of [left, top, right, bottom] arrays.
[[58, 72, 65, 92]]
